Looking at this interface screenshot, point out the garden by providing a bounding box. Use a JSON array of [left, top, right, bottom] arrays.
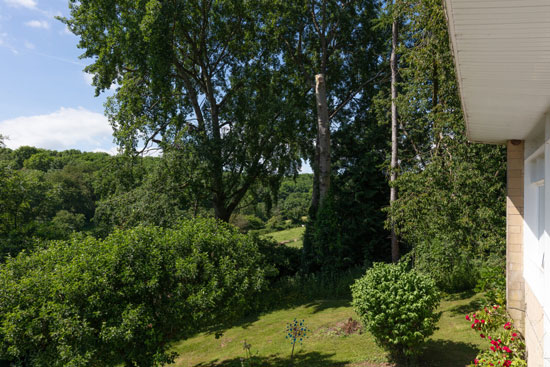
[[0, 0, 523, 366]]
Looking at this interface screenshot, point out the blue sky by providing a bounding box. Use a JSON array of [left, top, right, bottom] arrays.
[[0, 0, 116, 153]]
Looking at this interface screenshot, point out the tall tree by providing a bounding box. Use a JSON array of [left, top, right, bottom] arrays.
[[265, 0, 387, 271], [389, 0, 399, 263], [62, 0, 305, 222], [265, 0, 381, 214], [383, 0, 506, 289]]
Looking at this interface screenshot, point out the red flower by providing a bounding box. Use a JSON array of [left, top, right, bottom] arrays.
[[502, 346, 512, 353], [512, 332, 518, 337], [504, 361, 512, 367], [480, 333, 485, 338], [466, 315, 471, 321]]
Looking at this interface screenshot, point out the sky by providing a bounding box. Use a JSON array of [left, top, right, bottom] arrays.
[[0, 0, 117, 154]]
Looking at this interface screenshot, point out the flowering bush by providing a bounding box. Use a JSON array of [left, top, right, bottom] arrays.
[[351, 262, 441, 359], [466, 305, 526, 367]]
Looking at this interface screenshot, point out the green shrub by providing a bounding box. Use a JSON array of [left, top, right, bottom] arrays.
[[265, 215, 291, 232], [0, 218, 265, 367], [351, 262, 441, 360], [411, 238, 479, 292], [302, 193, 343, 273], [475, 263, 506, 306], [255, 235, 301, 280]]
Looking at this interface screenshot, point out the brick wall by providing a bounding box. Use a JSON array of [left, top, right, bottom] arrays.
[[506, 140, 525, 334], [525, 282, 544, 366]]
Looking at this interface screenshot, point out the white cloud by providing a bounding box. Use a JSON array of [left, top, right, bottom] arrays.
[[4, 0, 37, 9], [83, 72, 118, 91], [93, 146, 119, 156], [0, 107, 116, 152], [83, 72, 94, 86], [24, 40, 34, 49], [0, 32, 18, 54], [24, 20, 49, 29], [60, 26, 72, 36]]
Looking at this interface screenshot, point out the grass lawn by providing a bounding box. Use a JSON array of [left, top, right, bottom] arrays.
[[263, 227, 305, 248], [170, 293, 485, 367]]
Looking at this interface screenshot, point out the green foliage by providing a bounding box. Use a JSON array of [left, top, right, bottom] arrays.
[[265, 215, 292, 232], [23, 152, 54, 172], [230, 214, 265, 233], [302, 193, 343, 272], [375, 0, 506, 280], [351, 262, 441, 360], [475, 264, 506, 306], [409, 238, 479, 293], [0, 218, 265, 366], [256, 236, 301, 280], [36, 210, 86, 240], [303, 147, 389, 272], [466, 306, 526, 367]]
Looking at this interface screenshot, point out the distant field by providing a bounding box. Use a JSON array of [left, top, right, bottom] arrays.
[[170, 293, 485, 367], [263, 226, 305, 248]]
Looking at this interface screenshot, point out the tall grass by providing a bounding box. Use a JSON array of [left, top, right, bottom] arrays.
[[253, 267, 365, 312]]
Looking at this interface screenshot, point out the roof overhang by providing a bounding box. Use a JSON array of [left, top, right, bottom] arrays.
[[444, 0, 550, 144]]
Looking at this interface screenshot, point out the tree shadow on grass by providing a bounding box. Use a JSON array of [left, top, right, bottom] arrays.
[[204, 299, 352, 335], [418, 339, 479, 367], [443, 290, 476, 302], [193, 351, 348, 367], [447, 297, 486, 316], [303, 299, 351, 314]]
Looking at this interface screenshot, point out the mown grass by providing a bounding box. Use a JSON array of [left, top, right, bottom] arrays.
[[263, 227, 305, 248], [169, 292, 485, 367]]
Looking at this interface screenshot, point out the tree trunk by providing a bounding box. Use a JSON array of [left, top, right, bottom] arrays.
[[310, 134, 321, 218], [315, 74, 331, 204], [390, 14, 400, 263], [213, 193, 231, 222]]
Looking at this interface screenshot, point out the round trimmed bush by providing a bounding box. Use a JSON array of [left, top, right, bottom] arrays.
[[351, 262, 441, 359]]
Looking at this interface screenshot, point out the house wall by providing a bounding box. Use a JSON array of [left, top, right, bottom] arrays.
[[525, 282, 544, 367], [522, 120, 550, 366], [507, 140, 525, 333]]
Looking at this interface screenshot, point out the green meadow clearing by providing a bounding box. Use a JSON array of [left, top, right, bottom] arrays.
[[263, 227, 306, 249]]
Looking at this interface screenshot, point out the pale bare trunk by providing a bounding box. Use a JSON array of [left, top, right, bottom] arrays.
[[311, 134, 321, 217], [315, 73, 331, 203], [390, 16, 399, 263]]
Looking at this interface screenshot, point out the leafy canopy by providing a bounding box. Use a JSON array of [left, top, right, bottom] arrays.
[[62, 0, 307, 221]]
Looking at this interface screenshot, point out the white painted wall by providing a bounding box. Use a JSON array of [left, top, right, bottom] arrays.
[[525, 115, 550, 366], [543, 116, 550, 367]]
